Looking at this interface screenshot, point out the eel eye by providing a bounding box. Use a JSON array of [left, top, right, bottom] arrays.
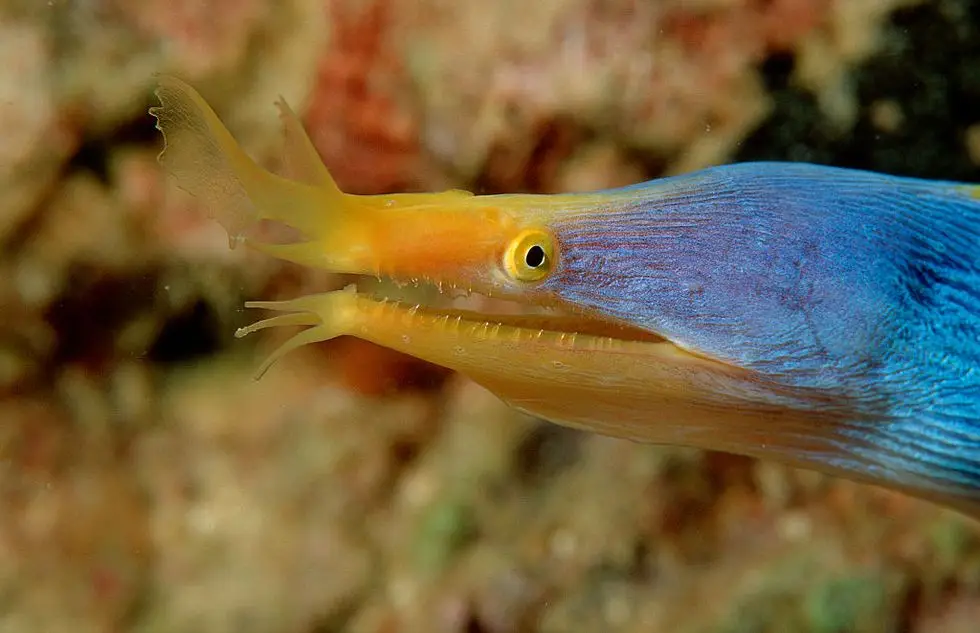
[[503, 228, 556, 283]]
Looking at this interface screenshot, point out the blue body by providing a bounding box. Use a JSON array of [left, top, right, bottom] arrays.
[[544, 162, 980, 505]]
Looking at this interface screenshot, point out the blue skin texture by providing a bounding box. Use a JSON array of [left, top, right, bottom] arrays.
[[543, 162, 980, 506]]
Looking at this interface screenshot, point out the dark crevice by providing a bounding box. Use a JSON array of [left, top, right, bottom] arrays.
[[389, 437, 422, 467], [147, 299, 224, 364], [513, 422, 582, 486], [464, 614, 490, 633], [620, 143, 672, 182], [734, 81, 841, 165], [736, 0, 980, 182], [759, 51, 796, 91], [66, 101, 161, 184], [45, 263, 233, 373], [66, 137, 113, 185], [45, 263, 161, 368]]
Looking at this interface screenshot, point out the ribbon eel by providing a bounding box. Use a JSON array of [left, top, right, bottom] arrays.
[[151, 76, 980, 519]]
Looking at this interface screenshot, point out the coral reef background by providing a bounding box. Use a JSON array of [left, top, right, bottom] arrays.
[[0, 0, 978, 631]]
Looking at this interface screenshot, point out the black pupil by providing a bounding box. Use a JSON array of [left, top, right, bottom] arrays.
[[525, 244, 546, 268]]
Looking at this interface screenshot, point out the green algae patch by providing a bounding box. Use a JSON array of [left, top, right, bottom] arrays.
[[413, 497, 478, 574], [803, 572, 905, 633]]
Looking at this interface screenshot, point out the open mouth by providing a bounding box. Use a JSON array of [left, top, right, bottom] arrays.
[[411, 292, 669, 343], [235, 277, 672, 379]]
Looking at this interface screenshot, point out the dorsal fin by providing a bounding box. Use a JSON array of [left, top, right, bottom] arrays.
[[275, 95, 339, 191]]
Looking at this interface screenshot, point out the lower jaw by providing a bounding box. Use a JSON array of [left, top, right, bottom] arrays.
[[235, 278, 676, 382], [352, 276, 670, 345]]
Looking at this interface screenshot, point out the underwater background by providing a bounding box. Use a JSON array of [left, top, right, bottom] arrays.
[[0, 0, 979, 631]]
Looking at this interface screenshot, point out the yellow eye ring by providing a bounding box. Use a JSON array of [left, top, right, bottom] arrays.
[[503, 228, 556, 283]]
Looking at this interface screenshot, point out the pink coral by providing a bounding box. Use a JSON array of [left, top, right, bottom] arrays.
[[305, 0, 427, 194]]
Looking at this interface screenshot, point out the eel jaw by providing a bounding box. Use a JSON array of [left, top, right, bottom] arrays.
[[235, 279, 905, 514], [236, 283, 858, 475], [235, 283, 672, 380]]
